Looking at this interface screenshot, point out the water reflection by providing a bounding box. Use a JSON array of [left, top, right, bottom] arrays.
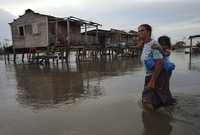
[[142, 110, 173, 135], [15, 67, 107, 109], [188, 54, 200, 71], [169, 51, 200, 72], [76, 57, 142, 75], [15, 57, 142, 109]]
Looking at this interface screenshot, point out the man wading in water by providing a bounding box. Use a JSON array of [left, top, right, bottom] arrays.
[[137, 24, 176, 110]]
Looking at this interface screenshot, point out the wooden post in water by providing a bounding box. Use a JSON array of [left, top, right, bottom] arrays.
[[55, 19, 58, 50], [22, 53, 24, 63], [55, 18, 62, 63], [3, 47, 7, 64], [189, 38, 192, 67], [85, 23, 87, 46], [36, 52, 39, 64], [96, 26, 98, 44], [7, 52, 10, 62], [84, 23, 87, 58], [66, 18, 70, 62], [13, 47, 16, 64]]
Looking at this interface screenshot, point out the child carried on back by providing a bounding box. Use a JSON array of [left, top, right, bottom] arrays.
[[144, 36, 175, 72]]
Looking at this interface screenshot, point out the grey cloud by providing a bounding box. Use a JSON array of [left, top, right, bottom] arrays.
[[37, 1, 200, 31], [1, 1, 200, 41], [0, 9, 15, 39], [0, 0, 39, 6]]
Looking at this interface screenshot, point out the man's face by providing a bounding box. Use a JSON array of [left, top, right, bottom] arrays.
[[138, 26, 149, 41]]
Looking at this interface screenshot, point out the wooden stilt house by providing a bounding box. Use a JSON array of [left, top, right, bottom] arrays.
[[9, 9, 101, 53]]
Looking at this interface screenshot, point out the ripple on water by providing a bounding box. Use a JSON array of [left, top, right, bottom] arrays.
[[170, 94, 200, 133]]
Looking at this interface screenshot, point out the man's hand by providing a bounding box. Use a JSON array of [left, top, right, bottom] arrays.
[[147, 59, 162, 90], [136, 38, 144, 48], [147, 79, 155, 90], [151, 44, 161, 50]]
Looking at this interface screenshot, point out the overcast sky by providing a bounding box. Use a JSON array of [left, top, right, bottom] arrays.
[[1, 0, 200, 43]]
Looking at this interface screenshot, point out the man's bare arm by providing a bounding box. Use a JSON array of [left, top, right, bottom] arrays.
[[147, 59, 162, 89]]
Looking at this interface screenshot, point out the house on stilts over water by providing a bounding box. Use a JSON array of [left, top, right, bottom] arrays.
[[7, 9, 139, 63], [9, 9, 102, 63]]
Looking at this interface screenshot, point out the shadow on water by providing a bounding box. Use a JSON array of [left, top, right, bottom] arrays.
[[14, 57, 142, 109]]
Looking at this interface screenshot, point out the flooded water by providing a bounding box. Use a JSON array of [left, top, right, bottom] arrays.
[[0, 51, 200, 135]]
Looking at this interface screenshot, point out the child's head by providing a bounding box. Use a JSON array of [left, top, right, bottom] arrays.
[[158, 36, 171, 49]]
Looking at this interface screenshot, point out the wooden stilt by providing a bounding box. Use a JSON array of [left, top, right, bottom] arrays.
[[13, 48, 16, 64], [22, 53, 24, 62], [66, 18, 70, 62], [36, 52, 39, 64], [3, 49, 7, 64], [189, 38, 192, 68]]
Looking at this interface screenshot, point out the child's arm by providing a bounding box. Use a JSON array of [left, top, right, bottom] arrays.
[[151, 44, 165, 55], [151, 44, 171, 57], [164, 49, 171, 56]]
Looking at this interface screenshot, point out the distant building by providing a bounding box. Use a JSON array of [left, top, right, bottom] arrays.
[[172, 41, 186, 49], [82, 29, 138, 48]]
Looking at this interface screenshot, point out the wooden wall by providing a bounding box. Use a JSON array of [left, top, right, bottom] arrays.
[[48, 21, 81, 47], [10, 13, 48, 49]]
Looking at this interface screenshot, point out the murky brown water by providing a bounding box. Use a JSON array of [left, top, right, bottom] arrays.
[[0, 51, 200, 135]]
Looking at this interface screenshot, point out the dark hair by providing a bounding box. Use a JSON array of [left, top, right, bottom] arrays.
[[158, 36, 171, 49], [139, 24, 152, 36]]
